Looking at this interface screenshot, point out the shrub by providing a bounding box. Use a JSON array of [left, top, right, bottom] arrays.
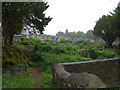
[[41, 52, 91, 65], [88, 49, 97, 59], [96, 49, 119, 59], [2, 46, 31, 68], [89, 43, 106, 50], [76, 40, 88, 49], [31, 51, 43, 61], [52, 45, 66, 54], [60, 40, 72, 44], [79, 49, 97, 59], [80, 49, 88, 57]]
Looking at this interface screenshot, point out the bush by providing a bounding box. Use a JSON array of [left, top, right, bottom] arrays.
[[31, 51, 43, 61], [76, 40, 88, 49], [51, 44, 79, 55], [88, 49, 97, 59], [80, 49, 97, 59], [96, 49, 119, 59], [2, 46, 31, 68], [41, 52, 92, 65], [88, 43, 106, 50], [60, 40, 72, 44]]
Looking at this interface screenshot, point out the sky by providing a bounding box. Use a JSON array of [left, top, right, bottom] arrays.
[[44, 0, 119, 35]]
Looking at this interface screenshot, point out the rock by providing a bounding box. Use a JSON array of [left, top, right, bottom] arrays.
[[3, 65, 27, 75], [54, 64, 71, 79], [65, 73, 106, 88]]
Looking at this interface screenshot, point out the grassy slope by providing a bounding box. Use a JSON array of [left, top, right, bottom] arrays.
[[2, 38, 120, 88]]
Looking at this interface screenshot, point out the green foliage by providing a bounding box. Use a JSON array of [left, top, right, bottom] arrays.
[[96, 49, 120, 59], [2, 2, 52, 47], [16, 38, 92, 64], [76, 40, 89, 49], [2, 46, 31, 68], [3, 37, 120, 88], [42, 52, 91, 65], [93, 2, 120, 48], [88, 50, 97, 59], [59, 40, 72, 44], [31, 51, 43, 61], [93, 15, 118, 48], [2, 74, 36, 88], [83, 43, 106, 50], [56, 31, 64, 37], [75, 40, 106, 50], [111, 2, 120, 38], [16, 38, 120, 64], [85, 30, 95, 39], [39, 72, 53, 88], [87, 43, 106, 50], [38, 66, 55, 88], [2, 2, 32, 46], [80, 49, 97, 59]]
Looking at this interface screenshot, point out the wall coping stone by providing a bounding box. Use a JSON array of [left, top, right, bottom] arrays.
[[60, 58, 120, 65]]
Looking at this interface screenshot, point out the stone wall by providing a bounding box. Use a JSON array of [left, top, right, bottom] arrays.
[[52, 58, 120, 88]]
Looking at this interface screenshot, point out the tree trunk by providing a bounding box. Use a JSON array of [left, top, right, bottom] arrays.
[[106, 41, 113, 48], [2, 27, 14, 47]]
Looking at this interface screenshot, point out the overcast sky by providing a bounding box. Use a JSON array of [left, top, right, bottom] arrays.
[[44, 0, 119, 35]]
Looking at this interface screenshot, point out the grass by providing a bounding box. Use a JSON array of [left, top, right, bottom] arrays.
[[2, 66, 55, 88], [2, 38, 120, 88], [2, 74, 36, 88], [39, 71, 53, 88], [32, 64, 55, 88]]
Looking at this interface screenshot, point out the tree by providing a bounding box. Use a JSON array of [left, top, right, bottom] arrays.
[[85, 30, 94, 40], [24, 2, 52, 34], [2, 2, 52, 47], [56, 31, 65, 37], [93, 15, 118, 48], [76, 31, 85, 39], [111, 2, 120, 38], [2, 2, 27, 46]]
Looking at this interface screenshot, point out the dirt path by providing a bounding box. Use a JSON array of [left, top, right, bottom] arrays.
[[29, 68, 41, 88], [29, 68, 41, 79]]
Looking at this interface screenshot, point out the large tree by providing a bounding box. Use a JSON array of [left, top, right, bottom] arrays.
[[85, 30, 94, 40], [111, 2, 120, 38], [23, 2, 52, 34], [93, 15, 118, 48], [2, 2, 52, 47], [93, 2, 120, 48]]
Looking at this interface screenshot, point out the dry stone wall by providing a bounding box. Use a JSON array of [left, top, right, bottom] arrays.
[[52, 58, 120, 88]]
